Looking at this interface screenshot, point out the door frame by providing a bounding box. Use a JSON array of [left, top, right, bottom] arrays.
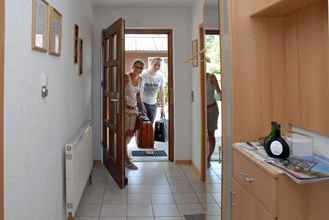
[[199, 24, 207, 181], [125, 29, 175, 162], [200, 28, 222, 181], [0, 0, 4, 219]]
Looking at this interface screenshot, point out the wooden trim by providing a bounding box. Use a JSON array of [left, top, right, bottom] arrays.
[[206, 29, 220, 35], [94, 160, 102, 167], [192, 161, 202, 177], [175, 160, 192, 165], [48, 7, 62, 56], [32, 0, 49, 52], [125, 28, 175, 162], [125, 29, 173, 35], [199, 24, 206, 182], [0, 0, 4, 219]]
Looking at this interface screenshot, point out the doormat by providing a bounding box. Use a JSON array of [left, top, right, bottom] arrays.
[[132, 150, 167, 157], [184, 214, 206, 220]]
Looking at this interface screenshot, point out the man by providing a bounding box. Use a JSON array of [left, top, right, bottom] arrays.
[[140, 57, 165, 123]]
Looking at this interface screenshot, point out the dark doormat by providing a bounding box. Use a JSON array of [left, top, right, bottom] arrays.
[[184, 214, 206, 220], [132, 150, 167, 157]]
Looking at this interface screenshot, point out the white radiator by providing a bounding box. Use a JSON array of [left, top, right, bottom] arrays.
[[65, 123, 93, 219]]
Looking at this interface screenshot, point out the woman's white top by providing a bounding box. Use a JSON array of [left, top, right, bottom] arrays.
[[125, 73, 140, 108], [140, 70, 164, 105], [206, 74, 217, 106]]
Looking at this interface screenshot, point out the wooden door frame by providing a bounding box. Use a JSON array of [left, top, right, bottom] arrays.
[[0, 0, 4, 219], [199, 24, 207, 181], [125, 29, 175, 162]]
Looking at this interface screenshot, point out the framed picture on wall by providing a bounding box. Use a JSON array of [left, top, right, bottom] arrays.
[[74, 24, 79, 63], [192, 39, 199, 67], [79, 39, 83, 75], [49, 7, 62, 56], [32, 0, 49, 52]]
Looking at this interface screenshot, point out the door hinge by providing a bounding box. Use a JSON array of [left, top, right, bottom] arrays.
[[191, 91, 194, 103], [101, 81, 104, 88]]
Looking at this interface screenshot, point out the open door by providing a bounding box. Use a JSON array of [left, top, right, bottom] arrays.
[[102, 18, 126, 188]]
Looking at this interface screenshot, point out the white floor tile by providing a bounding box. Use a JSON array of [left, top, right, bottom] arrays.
[[76, 204, 101, 217], [152, 194, 175, 204], [127, 204, 153, 217], [101, 205, 127, 217], [152, 205, 181, 217], [173, 193, 200, 204], [177, 203, 205, 215]]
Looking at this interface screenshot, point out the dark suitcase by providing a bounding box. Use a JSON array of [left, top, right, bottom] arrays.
[[136, 116, 154, 149], [154, 117, 168, 142]]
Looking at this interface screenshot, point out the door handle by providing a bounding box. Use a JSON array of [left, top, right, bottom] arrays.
[[104, 120, 115, 130], [110, 98, 119, 102]]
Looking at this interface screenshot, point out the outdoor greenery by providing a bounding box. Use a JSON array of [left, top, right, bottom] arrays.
[[206, 35, 221, 75]]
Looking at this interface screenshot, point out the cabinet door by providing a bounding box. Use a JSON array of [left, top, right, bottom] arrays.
[[233, 180, 275, 220]]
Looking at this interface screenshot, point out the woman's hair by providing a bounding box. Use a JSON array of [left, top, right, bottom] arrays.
[[150, 57, 162, 66], [133, 59, 145, 67]]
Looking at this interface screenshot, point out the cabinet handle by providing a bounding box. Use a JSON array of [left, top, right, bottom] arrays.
[[245, 177, 255, 183], [239, 172, 255, 183]]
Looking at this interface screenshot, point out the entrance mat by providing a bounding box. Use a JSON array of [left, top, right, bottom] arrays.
[[132, 150, 167, 157], [184, 214, 206, 220]]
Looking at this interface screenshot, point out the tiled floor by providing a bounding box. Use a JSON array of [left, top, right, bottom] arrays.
[[76, 162, 222, 220]]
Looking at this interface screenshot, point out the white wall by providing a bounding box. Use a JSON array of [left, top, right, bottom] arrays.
[[92, 6, 193, 161], [205, 6, 219, 29], [191, 0, 205, 172], [5, 0, 93, 219]]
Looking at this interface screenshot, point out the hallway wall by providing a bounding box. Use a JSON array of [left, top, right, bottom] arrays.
[[92, 6, 193, 161], [4, 0, 93, 219]]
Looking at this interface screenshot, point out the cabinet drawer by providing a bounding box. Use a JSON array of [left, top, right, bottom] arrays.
[[233, 180, 276, 220], [233, 149, 277, 215]]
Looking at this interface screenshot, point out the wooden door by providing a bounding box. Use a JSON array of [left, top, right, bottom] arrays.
[[102, 18, 126, 188]]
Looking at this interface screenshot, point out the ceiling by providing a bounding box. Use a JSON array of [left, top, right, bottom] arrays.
[[91, 0, 196, 7]]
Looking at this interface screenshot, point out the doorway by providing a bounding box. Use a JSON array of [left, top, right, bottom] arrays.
[[205, 29, 222, 163], [125, 29, 174, 162]]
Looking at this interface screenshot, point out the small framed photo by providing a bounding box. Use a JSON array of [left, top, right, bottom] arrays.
[[74, 24, 79, 63], [32, 0, 49, 52], [49, 7, 62, 56], [79, 39, 83, 75], [192, 39, 199, 67]]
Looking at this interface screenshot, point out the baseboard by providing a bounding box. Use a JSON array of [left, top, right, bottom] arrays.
[[175, 160, 192, 165], [192, 161, 202, 179], [94, 160, 102, 166]]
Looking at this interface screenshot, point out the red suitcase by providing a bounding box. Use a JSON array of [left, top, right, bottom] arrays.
[[136, 116, 154, 149]]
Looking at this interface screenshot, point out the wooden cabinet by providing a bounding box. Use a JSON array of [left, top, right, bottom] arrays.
[[232, 180, 275, 220], [233, 146, 329, 220]]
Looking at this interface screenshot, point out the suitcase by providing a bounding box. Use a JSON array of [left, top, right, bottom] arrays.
[[136, 116, 154, 149], [154, 117, 168, 142]]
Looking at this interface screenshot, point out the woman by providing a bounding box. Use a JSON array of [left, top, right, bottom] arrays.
[[140, 57, 165, 123], [206, 72, 222, 168], [125, 59, 145, 170]]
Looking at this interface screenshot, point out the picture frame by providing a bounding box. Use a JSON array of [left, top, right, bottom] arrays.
[[74, 24, 79, 63], [192, 39, 199, 67], [48, 7, 62, 56], [32, 0, 49, 52], [79, 38, 83, 75]]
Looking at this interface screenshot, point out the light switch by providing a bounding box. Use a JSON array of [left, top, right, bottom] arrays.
[[40, 74, 48, 98]]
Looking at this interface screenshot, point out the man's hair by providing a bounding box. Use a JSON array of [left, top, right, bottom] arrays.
[[150, 57, 162, 66], [133, 59, 145, 67]]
